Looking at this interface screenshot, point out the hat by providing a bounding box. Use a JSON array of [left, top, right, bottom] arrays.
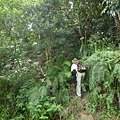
[[72, 58, 79, 64]]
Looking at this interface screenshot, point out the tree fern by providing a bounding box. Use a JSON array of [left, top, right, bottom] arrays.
[[89, 62, 110, 90], [112, 63, 120, 81], [85, 50, 120, 114]]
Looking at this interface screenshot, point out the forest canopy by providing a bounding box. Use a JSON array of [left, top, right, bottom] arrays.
[[0, 0, 120, 119]]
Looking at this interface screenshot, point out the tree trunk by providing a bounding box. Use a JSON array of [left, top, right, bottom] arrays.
[[114, 13, 120, 36], [45, 38, 51, 61]]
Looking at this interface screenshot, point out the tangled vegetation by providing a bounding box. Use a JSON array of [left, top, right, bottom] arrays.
[[0, 0, 120, 120], [85, 51, 120, 118]]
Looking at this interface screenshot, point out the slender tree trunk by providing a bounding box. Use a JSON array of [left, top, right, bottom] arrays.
[[45, 38, 51, 61], [118, 12, 120, 20], [43, 34, 51, 61], [78, 11, 84, 46], [114, 13, 120, 36]]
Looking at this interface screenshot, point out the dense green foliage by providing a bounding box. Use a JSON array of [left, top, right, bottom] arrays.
[[0, 0, 120, 119], [85, 51, 120, 117]]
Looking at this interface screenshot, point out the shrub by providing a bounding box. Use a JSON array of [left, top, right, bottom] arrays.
[[85, 51, 120, 117]]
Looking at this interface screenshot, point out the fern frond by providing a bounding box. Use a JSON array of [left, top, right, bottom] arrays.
[[85, 51, 120, 66], [112, 63, 120, 82], [28, 83, 47, 102], [90, 62, 110, 89]]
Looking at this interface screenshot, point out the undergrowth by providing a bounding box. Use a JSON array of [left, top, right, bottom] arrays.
[[84, 51, 120, 119]]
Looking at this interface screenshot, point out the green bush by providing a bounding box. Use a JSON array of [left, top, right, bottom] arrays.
[[85, 51, 120, 117], [0, 41, 71, 119], [27, 97, 62, 120]]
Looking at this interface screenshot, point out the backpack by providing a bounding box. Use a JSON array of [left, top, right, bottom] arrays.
[[77, 63, 86, 72]]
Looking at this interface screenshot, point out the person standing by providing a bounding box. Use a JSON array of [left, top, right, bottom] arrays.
[[71, 58, 86, 98]]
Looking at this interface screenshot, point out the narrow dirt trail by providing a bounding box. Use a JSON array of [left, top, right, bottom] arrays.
[[67, 87, 94, 120], [66, 80, 119, 120]]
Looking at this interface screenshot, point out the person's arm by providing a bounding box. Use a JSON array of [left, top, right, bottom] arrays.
[[81, 66, 86, 70]]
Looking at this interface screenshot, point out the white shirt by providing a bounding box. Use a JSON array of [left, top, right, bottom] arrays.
[[71, 63, 77, 72]]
